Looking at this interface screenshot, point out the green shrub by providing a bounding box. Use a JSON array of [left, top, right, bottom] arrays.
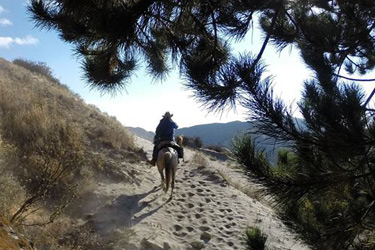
[[243, 227, 268, 250], [271, 148, 298, 177], [231, 134, 270, 176]]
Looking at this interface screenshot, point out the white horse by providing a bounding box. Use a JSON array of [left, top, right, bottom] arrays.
[[156, 136, 183, 200]]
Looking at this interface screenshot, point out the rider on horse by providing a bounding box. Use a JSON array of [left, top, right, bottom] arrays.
[[148, 112, 182, 166]]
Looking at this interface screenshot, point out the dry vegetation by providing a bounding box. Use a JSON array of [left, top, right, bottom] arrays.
[[191, 151, 209, 167], [0, 58, 144, 249]]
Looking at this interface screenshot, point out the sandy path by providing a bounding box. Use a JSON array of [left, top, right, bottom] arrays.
[[88, 137, 310, 250]]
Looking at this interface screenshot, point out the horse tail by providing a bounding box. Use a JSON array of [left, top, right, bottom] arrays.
[[164, 152, 172, 193]]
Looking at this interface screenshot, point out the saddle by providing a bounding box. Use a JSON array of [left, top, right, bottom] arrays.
[[157, 141, 184, 158]]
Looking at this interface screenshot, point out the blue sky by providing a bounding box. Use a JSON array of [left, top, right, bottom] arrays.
[[0, 1, 326, 131]]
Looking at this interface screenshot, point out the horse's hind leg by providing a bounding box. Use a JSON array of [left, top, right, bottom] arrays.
[[159, 171, 166, 191], [170, 166, 176, 199]]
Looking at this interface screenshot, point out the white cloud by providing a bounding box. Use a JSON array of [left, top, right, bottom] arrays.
[[0, 37, 12, 48], [0, 5, 5, 14], [0, 35, 39, 49], [0, 18, 12, 26], [14, 35, 39, 45]]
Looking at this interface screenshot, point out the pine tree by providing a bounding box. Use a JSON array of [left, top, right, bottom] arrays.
[[29, 0, 375, 248]]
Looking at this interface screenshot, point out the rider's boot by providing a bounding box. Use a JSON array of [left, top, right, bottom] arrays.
[[147, 158, 156, 166]]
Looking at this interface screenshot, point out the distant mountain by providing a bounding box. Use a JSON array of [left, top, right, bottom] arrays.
[[127, 127, 155, 142], [127, 121, 250, 146], [176, 121, 251, 147], [176, 121, 292, 163], [127, 120, 296, 164]]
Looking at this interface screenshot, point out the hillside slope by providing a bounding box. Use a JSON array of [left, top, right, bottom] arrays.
[[0, 57, 145, 249]]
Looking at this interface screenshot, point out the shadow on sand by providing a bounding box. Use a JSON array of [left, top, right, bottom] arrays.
[[87, 186, 164, 235]]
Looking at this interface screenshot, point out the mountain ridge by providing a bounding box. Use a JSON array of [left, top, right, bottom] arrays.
[[127, 117, 305, 163], [127, 120, 251, 146], [127, 120, 288, 164]]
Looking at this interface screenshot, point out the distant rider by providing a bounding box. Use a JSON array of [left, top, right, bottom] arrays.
[[147, 112, 179, 166]]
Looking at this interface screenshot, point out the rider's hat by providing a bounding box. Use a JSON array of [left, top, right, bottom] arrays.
[[163, 111, 173, 118]]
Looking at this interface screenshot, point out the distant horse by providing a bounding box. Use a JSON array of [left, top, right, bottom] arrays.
[[157, 136, 183, 200]]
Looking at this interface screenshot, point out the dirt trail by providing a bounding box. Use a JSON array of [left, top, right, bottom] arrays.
[[87, 137, 310, 250]]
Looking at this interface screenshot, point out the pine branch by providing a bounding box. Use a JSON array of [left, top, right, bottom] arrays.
[[345, 56, 361, 68], [252, 7, 281, 69], [363, 88, 375, 108], [208, 0, 218, 51], [334, 74, 375, 82], [281, 5, 317, 50]]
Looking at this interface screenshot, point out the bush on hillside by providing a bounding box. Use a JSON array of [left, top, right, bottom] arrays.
[[0, 137, 27, 217], [94, 120, 135, 150], [13, 58, 60, 84], [191, 152, 209, 167], [0, 88, 86, 224], [13, 120, 84, 224], [0, 172, 24, 216], [84, 108, 136, 151], [181, 136, 203, 148]]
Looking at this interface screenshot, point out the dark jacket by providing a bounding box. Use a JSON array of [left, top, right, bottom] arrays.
[[154, 118, 178, 143]]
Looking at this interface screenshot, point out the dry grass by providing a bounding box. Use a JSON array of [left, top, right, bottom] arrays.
[[0, 58, 140, 247], [0, 57, 138, 177], [87, 111, 136, 150], [0, 87, 86, 223], [206, 144, 226, 153], [24, 217, 103, 250], [191, 151, 209, 167], [0, 172, 26, 216], [0, 137, 27, 217], [25, 217, 136, 250]]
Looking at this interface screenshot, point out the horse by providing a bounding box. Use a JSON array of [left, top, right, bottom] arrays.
[[156, 136, 183, 200]]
